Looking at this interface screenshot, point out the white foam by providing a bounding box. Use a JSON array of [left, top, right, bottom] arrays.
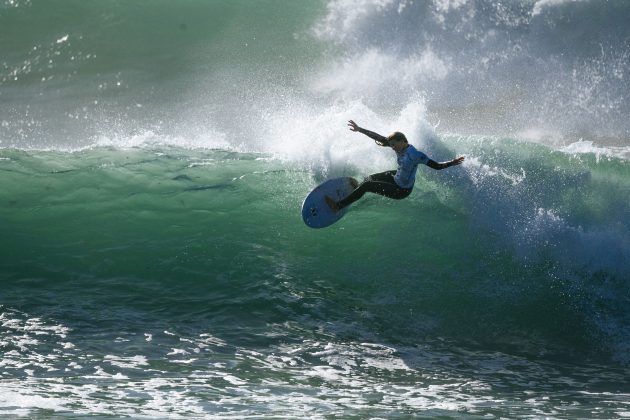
[[198, 332, 228, 347], [314, 0, 396, 43], [309, 0, 630, 144], [312, 47, 450, 102], [0, 337, 627, 418], [94, 129, 230, 152], [104, 355, 149, 369], [560, 140, 630, 161], [55, 34, 69, 44], [0, 386, 66, 411], [532, 0, 583, 16], [254, 97, 437, 178], [167, 348, 189, 356], [222, 374, 247, 386]]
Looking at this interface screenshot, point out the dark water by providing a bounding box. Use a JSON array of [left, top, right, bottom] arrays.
[[2, 0, 630, 417]]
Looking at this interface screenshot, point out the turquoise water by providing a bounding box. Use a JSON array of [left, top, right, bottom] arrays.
[[2, 0, 630, 418], [2, 141, 629, 417]]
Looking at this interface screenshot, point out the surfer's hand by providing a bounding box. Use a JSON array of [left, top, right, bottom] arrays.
[[428, 156, 466, 170], [348, 120, 360, 132], [349, 122, 389, 146], [450, 156, 465, 166]]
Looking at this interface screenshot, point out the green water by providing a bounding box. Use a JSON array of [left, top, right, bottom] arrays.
[[2, 0, 630, 417], [1, 141, 629, 417]]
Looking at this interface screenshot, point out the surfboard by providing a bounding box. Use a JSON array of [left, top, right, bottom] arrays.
[[301, 177, 358, 228]]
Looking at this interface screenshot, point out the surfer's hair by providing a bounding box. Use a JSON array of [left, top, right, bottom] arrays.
[[387, 132, 407, 144]]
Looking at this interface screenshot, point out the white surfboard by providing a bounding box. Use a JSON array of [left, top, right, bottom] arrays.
[[301, 177, 358, 228]]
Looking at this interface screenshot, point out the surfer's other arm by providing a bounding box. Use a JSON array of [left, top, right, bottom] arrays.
[[426, 156, 465, 170], [348, 120, 389, 146]]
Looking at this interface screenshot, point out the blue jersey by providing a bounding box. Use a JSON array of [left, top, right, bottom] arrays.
[[393, 145, 429, 188]]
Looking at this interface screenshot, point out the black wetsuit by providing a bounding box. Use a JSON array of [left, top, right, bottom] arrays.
[[337, 170, 412, 210]]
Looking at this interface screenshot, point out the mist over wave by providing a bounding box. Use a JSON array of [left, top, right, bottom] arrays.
[[2, 0, 630, 152], [313, 0, 630, 143]]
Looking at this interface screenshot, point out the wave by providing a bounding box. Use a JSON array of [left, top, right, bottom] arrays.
[[3, 2, 630, 417], [1, 134, 629, 363], [2, 0, 629, 363]]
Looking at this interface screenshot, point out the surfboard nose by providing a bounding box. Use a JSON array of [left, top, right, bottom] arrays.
[[301, 177, 355, 228]]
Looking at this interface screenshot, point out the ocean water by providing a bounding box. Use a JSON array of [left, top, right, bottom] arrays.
[[2, 0, 630, 418]]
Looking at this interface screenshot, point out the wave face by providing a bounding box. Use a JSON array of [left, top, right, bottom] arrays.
[[1, 0, 630, 418], [2, 142, 629, 417]]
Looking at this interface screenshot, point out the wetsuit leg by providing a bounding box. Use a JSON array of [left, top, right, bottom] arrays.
[[337, 170, 412, 210]]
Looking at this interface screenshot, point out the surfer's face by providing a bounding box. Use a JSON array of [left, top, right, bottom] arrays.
[[390, 139, 407, 153], [387, 132, 407, 152]]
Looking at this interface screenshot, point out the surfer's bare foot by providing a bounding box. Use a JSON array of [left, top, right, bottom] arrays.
[[325, 195, 339, 212]]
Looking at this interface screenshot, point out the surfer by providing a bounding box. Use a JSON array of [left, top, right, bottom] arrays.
[[325, 120, 465, 212]]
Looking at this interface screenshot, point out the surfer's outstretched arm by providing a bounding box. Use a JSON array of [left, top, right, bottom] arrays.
[[348, 120, 389, 147], [427, 156, 465, 170]]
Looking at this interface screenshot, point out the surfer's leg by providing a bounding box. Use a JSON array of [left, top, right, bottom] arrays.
[[335, 182, 369, 210], [366, 171, 412, 200], [366, 170, 396, 183], [324, 177, 363, 212], [370, 181, 412, 200], [336, 171, 410, 210]]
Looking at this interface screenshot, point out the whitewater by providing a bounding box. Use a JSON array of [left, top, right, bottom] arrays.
[[1, 0, 630, 418]]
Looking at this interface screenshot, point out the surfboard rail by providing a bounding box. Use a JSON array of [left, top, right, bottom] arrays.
[[301, 177, 357, 228]]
